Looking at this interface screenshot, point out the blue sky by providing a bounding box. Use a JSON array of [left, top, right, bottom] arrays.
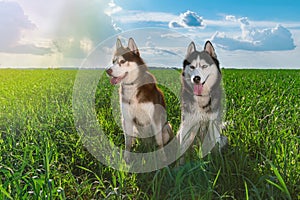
[[0, 0, 299, 68], [115, 0, 299, 21]]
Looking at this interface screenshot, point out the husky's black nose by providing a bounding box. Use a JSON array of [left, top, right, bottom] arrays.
[[106, 68, 113, 76], [193, 76, 201, 84]]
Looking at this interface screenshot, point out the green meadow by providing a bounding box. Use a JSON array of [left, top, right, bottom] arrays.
[[0, 69, 299, 199]]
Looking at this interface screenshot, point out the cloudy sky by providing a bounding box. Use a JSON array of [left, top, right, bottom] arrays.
[[0, 0, 299, 68]]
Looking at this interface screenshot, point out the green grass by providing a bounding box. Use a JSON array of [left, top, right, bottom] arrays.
[[0, 68, 299, 199]]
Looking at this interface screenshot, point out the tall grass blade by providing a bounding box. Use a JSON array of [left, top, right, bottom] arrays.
[[212, 168, 221, 189], [266, 160, 291, 200], [0, 185, 13, 200], [244, 181, 249, 200]]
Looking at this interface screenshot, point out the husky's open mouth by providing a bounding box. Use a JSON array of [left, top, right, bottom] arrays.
[[193, 76, 208, 96], [193, 83, 204, 96], [110, 72, 128, 85]]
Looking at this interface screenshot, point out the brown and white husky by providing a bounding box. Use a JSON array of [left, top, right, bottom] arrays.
[[106, 38, 173, 163]]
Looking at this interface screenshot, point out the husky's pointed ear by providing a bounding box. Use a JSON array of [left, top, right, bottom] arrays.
[[128, 38, 139, 56], [186, 42, 196, 57], [116, 38, 123, 49], [204, 41, 217, 59]]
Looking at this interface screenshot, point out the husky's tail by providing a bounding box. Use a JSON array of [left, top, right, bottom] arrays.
[[162, 122, 173, 145]]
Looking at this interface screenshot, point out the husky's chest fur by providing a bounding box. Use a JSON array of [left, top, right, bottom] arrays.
[[181, 88, 221, 127], [120, 83, 153, 129], [120, 72, 166, 129]]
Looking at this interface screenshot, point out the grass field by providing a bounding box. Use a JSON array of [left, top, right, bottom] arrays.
[[0, 68, 299, 199]]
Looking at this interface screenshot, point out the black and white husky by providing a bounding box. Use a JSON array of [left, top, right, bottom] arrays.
[[106, 38, 173, 163], [178, 41, 227, 163]]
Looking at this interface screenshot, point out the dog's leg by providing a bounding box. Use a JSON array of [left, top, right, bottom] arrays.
[[178, 120, 198, 165], [162, 122, 173, 144], [152, 122, 168, 162], [153, 105, 166, 148], [123, 120, 135, 163], [124, 134, 134, 163], [201, 120, 221, 157], [151, 105, 170, 162], [212, 120, 228, 152]]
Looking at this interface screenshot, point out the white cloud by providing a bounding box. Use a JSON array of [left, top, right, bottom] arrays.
[[80, 38, 93, 54], [225, 15, 237, 22], [105, 0, 122, 16], [0, 1, 51, 55], [211, 17, 296, 51], [104, 0, 122, 32], [169, 10, 204, 28]]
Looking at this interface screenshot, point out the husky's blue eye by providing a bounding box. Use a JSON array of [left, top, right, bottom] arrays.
[[202, 65, 208, 68], [189, 65, 195, 69]]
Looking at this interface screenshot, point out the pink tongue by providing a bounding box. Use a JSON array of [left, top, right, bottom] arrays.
[[193, 84, 203, 96], [110, 77, 119, 85]]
